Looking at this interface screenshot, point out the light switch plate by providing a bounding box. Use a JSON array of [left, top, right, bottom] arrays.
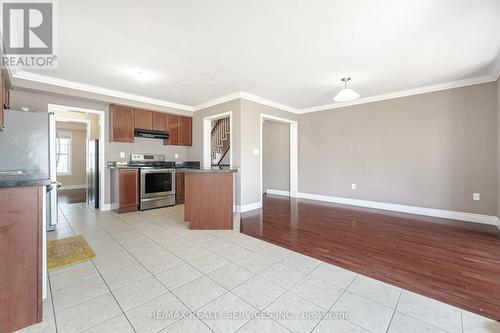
[[473, 193, 480, 201], [351, 183, 356, 190], [174, 153, 179, 159], [253, 148, 259, 155], [120, 152, 125, 158]]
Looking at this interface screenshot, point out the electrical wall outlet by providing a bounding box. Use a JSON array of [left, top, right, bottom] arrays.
[[120, 152, 125, 158], [351, 183, 356, 190], [174, 153, 179, 159], [473, 193, 480, 201]]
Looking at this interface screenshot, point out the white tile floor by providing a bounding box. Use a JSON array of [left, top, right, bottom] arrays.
[[17, 202, 500, 333]]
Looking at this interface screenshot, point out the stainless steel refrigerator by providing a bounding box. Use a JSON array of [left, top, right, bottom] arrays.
[[0, 109, 58, 228], [0, 109, 58, 299]]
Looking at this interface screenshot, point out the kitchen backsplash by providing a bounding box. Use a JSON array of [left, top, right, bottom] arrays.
[[107, 136, 189, 162]]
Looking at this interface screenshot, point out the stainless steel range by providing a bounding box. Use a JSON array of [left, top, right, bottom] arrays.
[[130, 153, 176, 210]]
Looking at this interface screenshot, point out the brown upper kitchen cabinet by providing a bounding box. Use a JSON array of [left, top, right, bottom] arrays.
[[110, 105, 135, 143], [179, 116, 192, 146], [134, 109, 153, 130], [153, 112, 168, 132], [167, 114, 180, 145]]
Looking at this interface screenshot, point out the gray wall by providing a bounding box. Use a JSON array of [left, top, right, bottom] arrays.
[[10, 89, 190, 205], [240, 99, 298, 205], [188, 99, 242, 205], [299, 82, 498, 215], [263, 120, 290, 192], [497, 78, 500, 217]]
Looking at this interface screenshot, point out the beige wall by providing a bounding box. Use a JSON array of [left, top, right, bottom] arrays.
[[10, 89, 190, 205], [56, 123, 87, 186], [263, 120, 290, 192], [53, 109, 100, 140], [299, 82, 498, 215]]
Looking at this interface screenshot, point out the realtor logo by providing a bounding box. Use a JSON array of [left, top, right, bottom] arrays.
[[1, 0, 57, 68]]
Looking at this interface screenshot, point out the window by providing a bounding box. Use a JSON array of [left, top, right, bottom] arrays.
[[56, 131, 72, 176]]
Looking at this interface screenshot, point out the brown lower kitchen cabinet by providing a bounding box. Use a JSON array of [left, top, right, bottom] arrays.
[[0, 186, 43, 333], [110, 168, 139, 213], [175, 171, 185, 204]]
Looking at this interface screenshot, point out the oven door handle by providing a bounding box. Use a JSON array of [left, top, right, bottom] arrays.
[[141, 169, 176, 174]]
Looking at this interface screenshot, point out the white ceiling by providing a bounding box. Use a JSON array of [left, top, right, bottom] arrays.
[[19, 0, 500, 110]]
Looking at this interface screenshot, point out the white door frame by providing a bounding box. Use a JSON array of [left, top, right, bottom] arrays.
[[48, 104, 107, 210], [260, 114, 298, 198], [203, 111, 233, 169], [54, 117, 90, 191]]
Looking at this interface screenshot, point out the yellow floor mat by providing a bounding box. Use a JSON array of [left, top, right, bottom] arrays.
[[47, 235, 96, 271]]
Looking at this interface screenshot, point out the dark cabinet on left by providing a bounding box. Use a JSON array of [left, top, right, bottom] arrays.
[[0, 186, 43, 333], [1, 70, 10, 128], [110, 105, 135, 143], [110, 168, 139, 213]]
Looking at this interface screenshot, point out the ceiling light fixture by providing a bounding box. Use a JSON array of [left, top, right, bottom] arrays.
[[333, 77, 360, 102]]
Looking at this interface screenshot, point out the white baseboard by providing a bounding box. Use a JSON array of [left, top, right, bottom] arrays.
[[100, 203, 111, 212], [236, 201, 262, 213], [297, 192, 499, 226], [59, 184, 87, 190], [266, 189, 290, 197]]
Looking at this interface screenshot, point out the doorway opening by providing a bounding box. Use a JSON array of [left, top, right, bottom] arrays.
[[203, 111, 233, 169], [55, 120, 88, 204], [49, 104, 106, 211], [260, 114, 298, 199]]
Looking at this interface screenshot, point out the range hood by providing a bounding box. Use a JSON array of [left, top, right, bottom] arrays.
[[134, 129, 170, 140]]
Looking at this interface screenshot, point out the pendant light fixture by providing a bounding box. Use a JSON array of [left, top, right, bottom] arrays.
[[333, 77, 360, 102]]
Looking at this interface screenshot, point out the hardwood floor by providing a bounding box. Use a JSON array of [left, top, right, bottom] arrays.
[[58, 189, 86, 204], [241, 194, 500, 320]]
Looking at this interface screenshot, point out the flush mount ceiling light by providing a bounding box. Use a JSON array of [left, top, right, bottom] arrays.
[[122, 68, 161, 82], [333, 77, 360, 102]]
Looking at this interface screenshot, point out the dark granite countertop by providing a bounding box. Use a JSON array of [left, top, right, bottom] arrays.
[[180, 168, 239, 173], [0, 170, 52, 188], [107, 161, 238, 173]]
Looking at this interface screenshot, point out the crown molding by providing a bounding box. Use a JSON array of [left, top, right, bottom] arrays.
[[300, 74, 497, 114], [12, 71, 194, 111], [9, 67, 500, 116], [492, 56, 500, 81], [239, 92, 299, 114], [192, 92, 242, 111]]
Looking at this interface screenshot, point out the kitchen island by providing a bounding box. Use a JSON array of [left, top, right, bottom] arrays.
[[183, 168, 238, 230]]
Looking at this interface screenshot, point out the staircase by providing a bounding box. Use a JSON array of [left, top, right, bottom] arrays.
[[211, 117, 230, 169]]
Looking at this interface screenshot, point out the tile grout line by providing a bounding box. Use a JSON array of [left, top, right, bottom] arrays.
[[308, 273, 359, 333], [47, 274, 59, 333], [384, 288, 403, 333], [89, 260, 138, 333], [460, 309, 464, 333]]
